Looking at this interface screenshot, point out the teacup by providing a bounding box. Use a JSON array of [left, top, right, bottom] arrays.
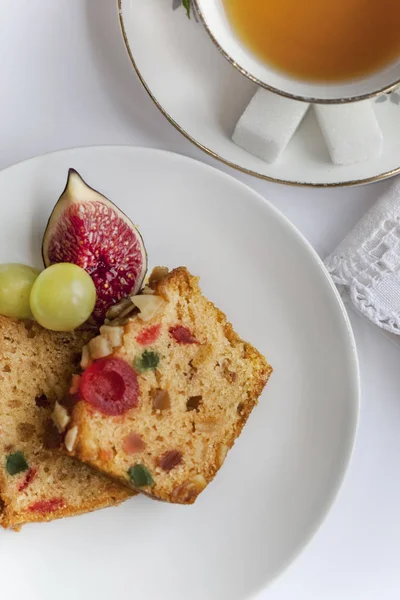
[[194, 0, 400, 103]]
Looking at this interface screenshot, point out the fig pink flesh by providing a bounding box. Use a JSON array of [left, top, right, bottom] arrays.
[[46, 201, 145, 320]]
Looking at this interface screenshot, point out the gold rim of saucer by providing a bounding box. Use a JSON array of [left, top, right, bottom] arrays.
[[117, 0, 400, 188], [193, 0, 400, 105]]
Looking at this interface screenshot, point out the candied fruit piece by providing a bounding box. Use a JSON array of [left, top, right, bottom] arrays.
[[136, 324, 161, 346], [69, 374, 81, 395], [18, 467, 37, 492], [28, 498, 65, 513], [123, 433, 146, 455], [152, 389, 171, 411], [157, 450, 183, 472], [135, 351, 160, 372], [80, 357, 139, 416], [128, 464, 154, 487], [169, 325, 198, 344], [6, 451, 28, 476], [186, 396, 202, 412]]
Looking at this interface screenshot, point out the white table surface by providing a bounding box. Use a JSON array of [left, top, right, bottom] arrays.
[[1, 1, 400, 598]]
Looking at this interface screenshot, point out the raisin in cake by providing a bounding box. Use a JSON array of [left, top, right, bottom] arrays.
[[0, 316, 133, 530], [62, 267, 272, 504]]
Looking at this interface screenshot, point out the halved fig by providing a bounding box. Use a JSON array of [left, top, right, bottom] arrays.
[[42, 169, 148, 321]]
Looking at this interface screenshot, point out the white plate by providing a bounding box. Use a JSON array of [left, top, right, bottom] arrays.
[[118, 0, 400, 187], [0, 146, 359, 600]]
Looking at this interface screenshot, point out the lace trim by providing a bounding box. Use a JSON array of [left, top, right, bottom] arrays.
[[325, 217, 400, 334]]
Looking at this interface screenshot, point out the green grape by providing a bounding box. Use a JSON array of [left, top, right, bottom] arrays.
[[30, 263, 96, 331], [0, 263, 40, 319]]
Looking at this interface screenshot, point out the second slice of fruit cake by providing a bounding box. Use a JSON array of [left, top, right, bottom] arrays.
[[0, 316, 134, 529], [62, 267, 272, 504]]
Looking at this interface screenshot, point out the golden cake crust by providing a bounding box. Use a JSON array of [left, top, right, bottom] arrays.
[[65, 267, 272, 504], [0, 316, 133, 530]]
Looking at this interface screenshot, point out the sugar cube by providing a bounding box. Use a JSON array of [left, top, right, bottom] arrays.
[[314, 101, 383, 165], [232, 88, 309, 163]]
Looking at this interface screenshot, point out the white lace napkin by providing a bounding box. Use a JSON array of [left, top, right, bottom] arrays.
[[325, 179, 400, 335]]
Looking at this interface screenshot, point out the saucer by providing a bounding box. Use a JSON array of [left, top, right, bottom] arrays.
[[118, 0, 400, 187]]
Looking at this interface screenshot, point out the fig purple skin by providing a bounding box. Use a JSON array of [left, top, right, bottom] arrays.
[[42, 169, 148, 322]]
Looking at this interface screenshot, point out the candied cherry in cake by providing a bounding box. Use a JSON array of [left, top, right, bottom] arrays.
[[80, 357, 139, 416]]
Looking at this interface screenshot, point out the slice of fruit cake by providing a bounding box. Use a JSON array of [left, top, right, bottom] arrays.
[[61, 267, 272, 504], [0, 316, 134, 530]]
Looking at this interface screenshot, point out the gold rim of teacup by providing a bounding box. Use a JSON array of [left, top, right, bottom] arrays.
[[117, 0, 400, 187], [193, 0, 400, 105]]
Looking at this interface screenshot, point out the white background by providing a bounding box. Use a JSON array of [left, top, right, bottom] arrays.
[[1, 1, 399, 598]]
